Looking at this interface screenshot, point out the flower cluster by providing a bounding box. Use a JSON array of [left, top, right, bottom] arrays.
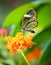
[[5, 32, 35, 53]]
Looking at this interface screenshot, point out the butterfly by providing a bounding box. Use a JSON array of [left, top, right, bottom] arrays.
[[21, 8, 38, 33]]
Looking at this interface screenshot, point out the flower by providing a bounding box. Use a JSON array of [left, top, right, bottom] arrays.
[[26, 48, 42, 62], [0, 29, 8, 35], [5, 32, 35, 53]]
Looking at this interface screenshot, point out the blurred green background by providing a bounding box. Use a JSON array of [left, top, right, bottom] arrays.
[[0, 0, 51, 65]]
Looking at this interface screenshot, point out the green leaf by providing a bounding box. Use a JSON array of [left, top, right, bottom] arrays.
[[38, 39, 51, 65], [3, 3, 51, 36], [2, 2, 40, 36], [0, 62, 4, 65], [3, 3, 39, 28]]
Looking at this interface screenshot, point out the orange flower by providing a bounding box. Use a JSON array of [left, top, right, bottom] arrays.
[[26, 48, 42, 62], [5, 32, 35, 53]]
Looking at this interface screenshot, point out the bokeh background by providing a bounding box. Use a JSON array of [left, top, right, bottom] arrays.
[[0, 0, 51, 65]]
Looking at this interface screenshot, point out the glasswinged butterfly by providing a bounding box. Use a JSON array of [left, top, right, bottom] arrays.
[[21, 8, 38, 33]]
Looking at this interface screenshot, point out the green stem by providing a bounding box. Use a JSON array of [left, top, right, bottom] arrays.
[[20, 51, 30, 65]]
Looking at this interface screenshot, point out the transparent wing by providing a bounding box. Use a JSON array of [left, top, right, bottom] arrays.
[[22, 8, 37, 33], [22, 8, 36, 26], [26, 8, 36, 18], [23, 19, 38, 30]]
